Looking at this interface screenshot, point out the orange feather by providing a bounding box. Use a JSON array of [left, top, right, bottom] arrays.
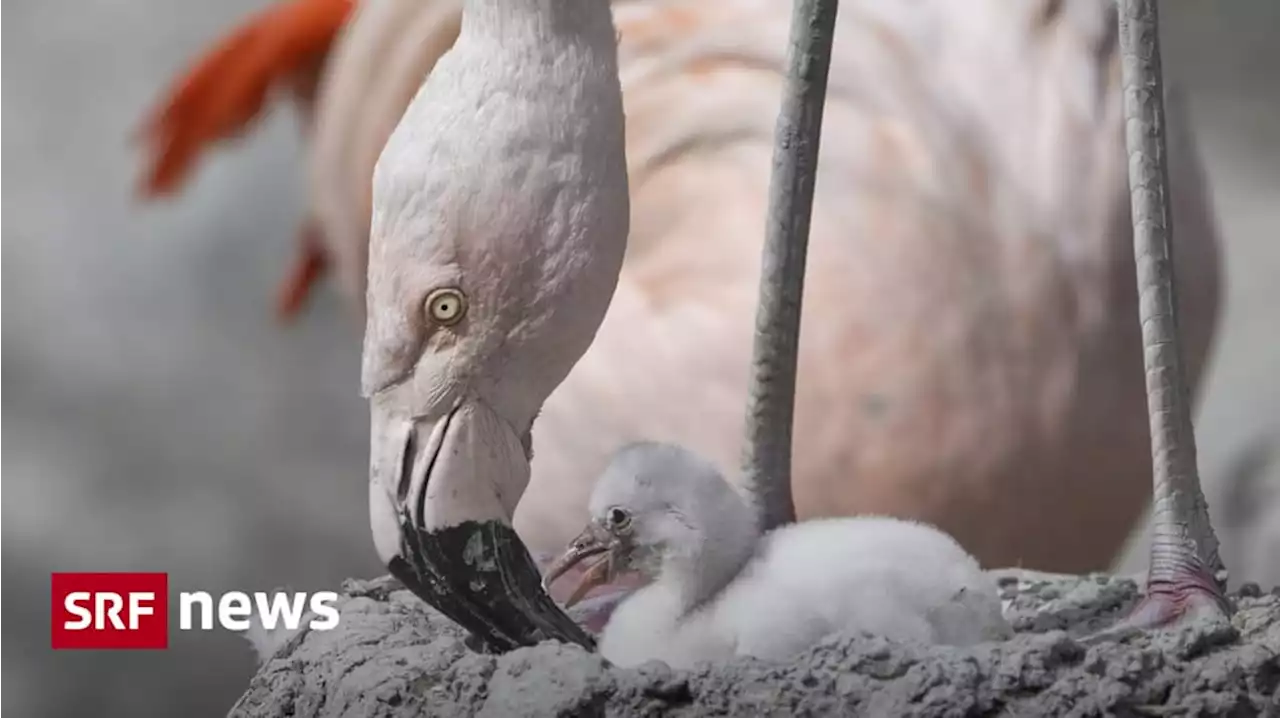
[[136, 0, 354, 197], [276, 221, 329, 322]]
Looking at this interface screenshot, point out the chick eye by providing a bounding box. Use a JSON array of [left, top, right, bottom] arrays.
[[607, 507, 631, 530], [425, 288, 467, 326]]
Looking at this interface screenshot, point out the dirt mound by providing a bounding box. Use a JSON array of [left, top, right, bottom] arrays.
[[231, 570, 1280, 717]]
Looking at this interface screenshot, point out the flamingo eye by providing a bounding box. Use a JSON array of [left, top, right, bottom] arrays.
[[425, 287, 467, 326], [607, 507, 632, 531]]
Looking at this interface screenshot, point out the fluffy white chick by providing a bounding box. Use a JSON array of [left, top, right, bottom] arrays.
[[547, 442, 1012, 668]]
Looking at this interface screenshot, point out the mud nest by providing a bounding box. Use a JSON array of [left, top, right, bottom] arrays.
[[230, 570, 1279, 717]]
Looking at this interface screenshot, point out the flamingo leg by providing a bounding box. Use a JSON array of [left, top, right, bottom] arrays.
[[740, 0, 839, 534], [1108, 0, 1231, 633]]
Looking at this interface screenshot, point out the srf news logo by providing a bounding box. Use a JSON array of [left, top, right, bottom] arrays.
[[51, 572, 340, 650]]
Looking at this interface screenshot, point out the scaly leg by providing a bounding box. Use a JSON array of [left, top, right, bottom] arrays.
[[1109, 0, 1230, 633]]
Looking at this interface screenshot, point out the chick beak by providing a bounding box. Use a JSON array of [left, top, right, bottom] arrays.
[[368, 398, 594, 652], [543, 523, 619, 608]]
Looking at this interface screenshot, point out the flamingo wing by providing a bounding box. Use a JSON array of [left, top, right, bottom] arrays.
[[136, 0, 354, 197]]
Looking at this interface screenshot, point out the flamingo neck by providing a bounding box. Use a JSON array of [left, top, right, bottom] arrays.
[[461, 0, 615, 51], [660, 501, 761, 615]]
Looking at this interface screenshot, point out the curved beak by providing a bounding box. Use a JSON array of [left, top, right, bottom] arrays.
[[543, 522, 620, 608], [368, 397, 593, 652]]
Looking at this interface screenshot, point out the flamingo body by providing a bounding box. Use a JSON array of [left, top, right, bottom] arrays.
[[138, 0, 1222, 573]]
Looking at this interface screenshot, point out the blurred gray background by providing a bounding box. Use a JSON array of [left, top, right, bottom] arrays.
[[3, 1, 1277, 716]]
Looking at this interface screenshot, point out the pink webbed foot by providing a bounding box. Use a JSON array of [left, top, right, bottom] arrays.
[[1086, 563, 1231, 644], [1126, 568, 1232, 629]]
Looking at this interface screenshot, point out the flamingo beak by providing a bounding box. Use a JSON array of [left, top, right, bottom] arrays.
[[543, 522, 620, 608], [368, 398, 594, 652]]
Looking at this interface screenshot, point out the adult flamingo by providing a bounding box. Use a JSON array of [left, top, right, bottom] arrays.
[[137, 0, 1223, 574]]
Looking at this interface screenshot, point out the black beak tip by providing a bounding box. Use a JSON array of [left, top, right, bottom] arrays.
[[389, 517, 595, 653]]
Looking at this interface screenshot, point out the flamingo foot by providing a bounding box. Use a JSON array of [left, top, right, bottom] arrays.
[[1086, 564, 1231, 644], [1126, 572, 1232, 628]]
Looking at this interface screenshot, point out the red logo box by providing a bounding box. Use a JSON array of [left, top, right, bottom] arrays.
[[51, 572, 169, 649]]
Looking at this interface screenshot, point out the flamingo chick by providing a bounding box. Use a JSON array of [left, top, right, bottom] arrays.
[[362, 0, 628, 650], [546, 443, 1012, 668]]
